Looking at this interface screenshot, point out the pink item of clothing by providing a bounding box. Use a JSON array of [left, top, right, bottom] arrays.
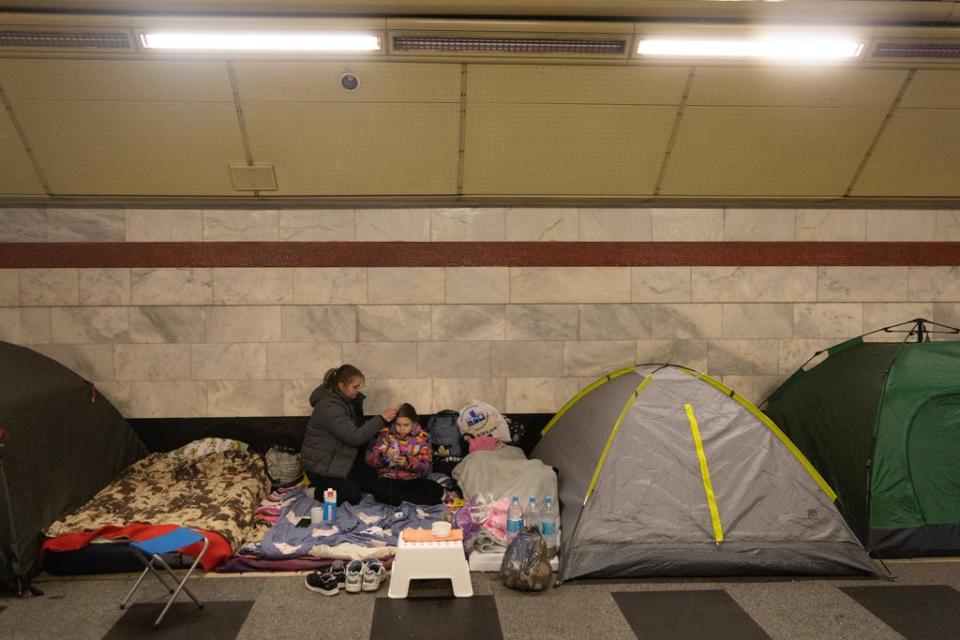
[[482, 497, 511, 545], [468, 436, 503, 453]]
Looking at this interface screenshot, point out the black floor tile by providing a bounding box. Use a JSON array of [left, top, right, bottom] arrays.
[[613, 590, 770, 640], [102, 600, 253, 640], [371, 595, 502, 640], [842, 585, 960, 640]]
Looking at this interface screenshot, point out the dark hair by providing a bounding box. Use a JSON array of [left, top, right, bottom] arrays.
[[395, 403, 419, 424], [323, 364, 364, 391]]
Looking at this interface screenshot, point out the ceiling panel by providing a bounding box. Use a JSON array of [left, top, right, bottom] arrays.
[[0, 59, 233, 102], [687, 67, 907, 108], [242, 102, 460, 195], [0, 103, 44, 195], [899, 70, 960, 109], [661, 106, 886, 197], [232, 61, 461, 102], [15, 101, 246, 195], [463, 103, 676, 195], [467, 64, 688, 104], [851, 109, 960, 197]]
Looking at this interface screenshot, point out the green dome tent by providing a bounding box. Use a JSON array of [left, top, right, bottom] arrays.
[[531, 364, 876, 581], [763, 319, 960, 558]]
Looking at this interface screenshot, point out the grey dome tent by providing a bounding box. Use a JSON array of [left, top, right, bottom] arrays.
[[0, 341, 146, 594], [531, 364, 878, 581]]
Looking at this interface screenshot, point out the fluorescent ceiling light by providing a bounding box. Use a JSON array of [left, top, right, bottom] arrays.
[[140, 31, 380, 52], [636, 36, 863, 60]]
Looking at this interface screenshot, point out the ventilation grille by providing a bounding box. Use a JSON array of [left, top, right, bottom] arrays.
[[872, 42, 960, 59], [393, 35, 626, 55], [0, 29, 131, 49], [230, 165, 277, 191]]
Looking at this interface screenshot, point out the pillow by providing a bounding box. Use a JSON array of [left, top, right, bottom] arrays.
[[457, 400, 511, 442], [170, 437, 248, 460]]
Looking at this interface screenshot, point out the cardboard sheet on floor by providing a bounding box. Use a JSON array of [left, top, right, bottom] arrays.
[[842, 585, 960, 640], [613, 590, 770, 640]]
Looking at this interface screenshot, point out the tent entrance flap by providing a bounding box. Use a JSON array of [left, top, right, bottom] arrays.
[[685, 403, 723, 544]]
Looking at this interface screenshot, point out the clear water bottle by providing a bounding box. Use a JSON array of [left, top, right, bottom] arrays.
[[540, 496, 558, 556], [525, 496, 540, 530], [506, 496, 524, 541]]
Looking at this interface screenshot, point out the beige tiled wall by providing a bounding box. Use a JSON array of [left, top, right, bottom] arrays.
[[1, 206, 957, 418]]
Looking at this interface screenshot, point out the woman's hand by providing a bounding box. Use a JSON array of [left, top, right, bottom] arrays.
[[381, 405, 399, 422]]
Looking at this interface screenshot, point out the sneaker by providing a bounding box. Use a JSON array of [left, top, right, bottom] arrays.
[[329, 560, 346, 589], [361, 559, 386, 592], [304, 570, 338, 596], [344, 560, 364, 593]]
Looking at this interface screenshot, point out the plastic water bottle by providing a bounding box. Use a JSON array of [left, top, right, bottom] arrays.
[[322, 487, 338, 521], [506, 496, 524, 541], [525, 496, 540, 530], [540, 496, 558, 555]]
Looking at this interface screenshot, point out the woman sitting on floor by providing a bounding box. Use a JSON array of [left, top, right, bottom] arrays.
[[365, 403, 444, 506]]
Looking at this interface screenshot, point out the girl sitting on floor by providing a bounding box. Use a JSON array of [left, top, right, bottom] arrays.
[[365, 403, 444, 506]]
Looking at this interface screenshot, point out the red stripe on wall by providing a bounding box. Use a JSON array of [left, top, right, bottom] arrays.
[[1, 242, 959, 268]]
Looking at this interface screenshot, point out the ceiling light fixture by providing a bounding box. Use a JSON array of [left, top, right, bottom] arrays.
[[140, 31, 381, 52], [636, 36, 863, 61]]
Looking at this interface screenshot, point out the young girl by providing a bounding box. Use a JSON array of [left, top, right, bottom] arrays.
[[365, 403, 444, 506]]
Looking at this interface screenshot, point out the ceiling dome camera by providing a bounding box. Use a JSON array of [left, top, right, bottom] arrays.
[[339, 72, 360, 92]]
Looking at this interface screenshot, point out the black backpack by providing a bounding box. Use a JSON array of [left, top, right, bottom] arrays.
[[427, 410, 464, 458]]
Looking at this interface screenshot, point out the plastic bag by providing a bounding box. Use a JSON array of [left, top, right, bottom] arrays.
[[499, 526, 553, 592]]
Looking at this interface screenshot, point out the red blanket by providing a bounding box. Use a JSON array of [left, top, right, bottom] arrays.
[[42, 523, 231, 571]]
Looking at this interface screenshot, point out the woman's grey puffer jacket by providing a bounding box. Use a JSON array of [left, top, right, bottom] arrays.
[[301, 386, 386, 479]]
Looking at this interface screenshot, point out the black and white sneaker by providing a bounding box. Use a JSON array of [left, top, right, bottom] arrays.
[[305, 570, 339, 596], [330, 560, 346, 589]]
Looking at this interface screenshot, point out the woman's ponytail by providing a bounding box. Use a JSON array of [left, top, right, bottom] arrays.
[[323, 363, 364, 390]]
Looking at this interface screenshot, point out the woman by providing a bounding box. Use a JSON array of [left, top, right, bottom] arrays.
[[301, 364, 397, 506]]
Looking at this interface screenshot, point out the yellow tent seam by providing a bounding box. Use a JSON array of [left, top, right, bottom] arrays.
[[540, 365, 636, 437], [685, 403, 724, 544]]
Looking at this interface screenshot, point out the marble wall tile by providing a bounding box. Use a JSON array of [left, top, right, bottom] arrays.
[[934, 211, 960, 241], [579, 304, 651, 340], [0, 271, 18, 306], [266, 342, 342, 379], [564, 340, 636, 376], [720, 375, 785, 406], [79, 268, 131, 306], [818, 267, 909, 302], [202, 210, 279, 241], [129, 306, 207, 343], [358, 305, 432, 342], [191, 343, 267, 380], [281, 305, 356, 342], [492, 341, 563, 377], [207, 380, 284, 416], [293, 268, 367, 305], [356, 209, 430, 241], [432, 305, 505, 341], [651, 208, 723, 241], [445, 267, 509, 304], [505, 377, 581, 413], [32, 344, 115, 381], [578, 208, 652, 241], [279, 209, 356, 241], [47, 208, 124, 241], [632, 267, 692, 303], [510, 267, 631, 303], [125, 209, 202, 241], [213, 268, 294, 305], [796, 209, 866, 241], [0, 308, 50, 344], [432, 378, 505, 411], [131, 268, 213, 305], [722, 209, 795, 241], [794, 303, 863, 338], [95, 381, 132, 415], [505, 304, 578, 340], [866, 210, 939, 242], [51, 307, 128, 343], [933, 302, 960, 330], [368, 268, 444, 304], [707, 339, 779, 375], [125, 381, 208, 418], [650, 304, 723, 339], [693, 267, 817, 302], [777, 338, 838, 374], [363, 378, 434, 415], [282, 379, 324, 416], [342, 342, 418, 378], [20, 269, 78, 306], [636, 339, 708, 371], [0, 208, 46, 241], [862, 302, 934, 337], [908, 267, 960, 302], [417, 341, 491, 378], [722, 303, 794, 339], [206, 305, 281, 342], [431, 208, 505, 241], [115, 344, 191, 381], [505, 208, 579, 241]]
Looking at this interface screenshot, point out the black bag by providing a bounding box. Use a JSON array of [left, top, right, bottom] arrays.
[[500, 527, 553, 592], [427, 410, 465, 458]]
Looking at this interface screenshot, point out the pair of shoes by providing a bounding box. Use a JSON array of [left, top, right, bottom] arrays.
[[344, 559, 386, 593], [304, 560, 346, 596]]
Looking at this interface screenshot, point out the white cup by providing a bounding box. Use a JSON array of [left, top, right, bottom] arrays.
[[432, 521, 452, 537], [310, 506, 324, 525]]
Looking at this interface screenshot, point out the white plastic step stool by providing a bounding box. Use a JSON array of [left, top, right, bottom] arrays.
[[388, 532, 473, 598]]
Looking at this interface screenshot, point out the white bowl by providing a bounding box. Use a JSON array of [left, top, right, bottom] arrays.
[[432, 521, 452, 536]]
